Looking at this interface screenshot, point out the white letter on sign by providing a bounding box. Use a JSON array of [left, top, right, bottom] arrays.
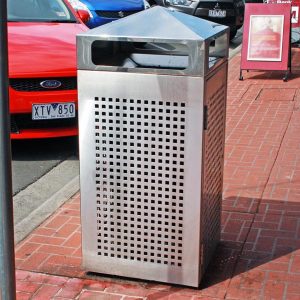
[[291, 6, 299, 24]]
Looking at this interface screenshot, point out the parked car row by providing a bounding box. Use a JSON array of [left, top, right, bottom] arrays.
[[152, 0, 245, 40], [8, 0, 88, 139], [7, 0, 244, 140], [7, 0, 147, 139], [68, 0, 149, 28]]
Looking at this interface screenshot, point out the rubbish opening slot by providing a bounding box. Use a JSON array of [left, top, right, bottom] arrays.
[[208, 33, 227, 69], [91, 41, 190, 70]]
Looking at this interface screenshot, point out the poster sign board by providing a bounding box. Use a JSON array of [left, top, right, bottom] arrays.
[[240, 3, 291, 80]]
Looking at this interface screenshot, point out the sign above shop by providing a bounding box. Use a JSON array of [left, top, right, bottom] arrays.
[[267, 0, 300, 27]]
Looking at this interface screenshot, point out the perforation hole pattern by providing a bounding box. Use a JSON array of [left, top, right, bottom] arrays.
[[201, 79, 226, 271], [94, 97, 186, 267]]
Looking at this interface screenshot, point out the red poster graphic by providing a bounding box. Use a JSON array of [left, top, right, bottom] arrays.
[[247, 15, 284, 61], [240, 3, 291, 77]]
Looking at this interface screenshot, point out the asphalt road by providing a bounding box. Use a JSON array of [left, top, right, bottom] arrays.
[[12, 137, 78, 195], [11, 33, 242, 242]]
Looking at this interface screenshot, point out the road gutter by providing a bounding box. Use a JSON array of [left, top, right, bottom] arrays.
[[14, 159, 79, 243]]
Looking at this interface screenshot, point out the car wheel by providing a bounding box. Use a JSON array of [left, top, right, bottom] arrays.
[[147, 0, 157, 6], [230, 28, 237, 40]]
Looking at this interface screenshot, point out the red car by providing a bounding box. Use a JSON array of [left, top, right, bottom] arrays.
[[8, 0, 89, 139]]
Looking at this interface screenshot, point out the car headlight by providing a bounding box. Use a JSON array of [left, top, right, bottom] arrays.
[[68, 0, 93, 18], [165, 0, 193, 6]]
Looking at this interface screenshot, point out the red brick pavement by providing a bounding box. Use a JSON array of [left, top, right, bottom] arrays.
[[13, 49, 300, 299]]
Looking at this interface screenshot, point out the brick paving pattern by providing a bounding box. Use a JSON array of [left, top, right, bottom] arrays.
[[13, 49, 300, 299]]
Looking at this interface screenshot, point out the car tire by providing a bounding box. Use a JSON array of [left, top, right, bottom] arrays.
[[148, 0, 158, 6], [230, 28, 237, 40]]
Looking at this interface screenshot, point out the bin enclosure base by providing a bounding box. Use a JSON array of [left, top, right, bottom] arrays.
[[79, 64, 227, 287]]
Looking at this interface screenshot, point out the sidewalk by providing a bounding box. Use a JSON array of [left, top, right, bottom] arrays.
[[14, 50, 300, 300]]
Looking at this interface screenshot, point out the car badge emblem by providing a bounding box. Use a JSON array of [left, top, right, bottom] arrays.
[[40, 80, 62, 89], [214, 3, 220, 9], [118, 11, 125, 18]]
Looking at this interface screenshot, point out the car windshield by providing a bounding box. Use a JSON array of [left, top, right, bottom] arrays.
[[8, 0, 77, 22]]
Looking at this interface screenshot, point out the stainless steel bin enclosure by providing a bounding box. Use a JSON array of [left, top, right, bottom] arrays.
[[77, 6, 229, 287]]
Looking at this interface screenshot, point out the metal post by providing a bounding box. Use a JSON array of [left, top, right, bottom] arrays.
[[0, 0, 17, 298]]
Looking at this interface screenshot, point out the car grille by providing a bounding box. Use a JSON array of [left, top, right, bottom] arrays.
[[9, 77, 77, 92], [95, 10, 140, 18], [197, 2, 234, 9], [11, 114, 78, 133]]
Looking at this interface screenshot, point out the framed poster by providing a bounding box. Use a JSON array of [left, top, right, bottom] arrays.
[[247, 15, 284, 61], [240, 3, 291, 80]]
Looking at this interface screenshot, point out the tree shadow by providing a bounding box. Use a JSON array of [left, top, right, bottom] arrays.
[[80, 196, 300, 299], [15, 193, 299, 298], [200, 196, 300, 291], [144, 196, 300, 298]]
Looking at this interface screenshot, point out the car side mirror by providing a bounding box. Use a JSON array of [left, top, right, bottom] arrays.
[[77, 9, 90, 24]]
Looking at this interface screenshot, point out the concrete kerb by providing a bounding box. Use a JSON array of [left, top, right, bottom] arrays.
[[14, 159, 79, 244]]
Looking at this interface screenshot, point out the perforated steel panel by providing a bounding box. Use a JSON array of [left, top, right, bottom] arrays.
[[78, 67, 226, 287], [201, 66, 227, 274], [94, 97, 186, 266]]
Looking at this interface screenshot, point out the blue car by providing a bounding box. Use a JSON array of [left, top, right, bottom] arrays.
[[69, 0, 147, 28]]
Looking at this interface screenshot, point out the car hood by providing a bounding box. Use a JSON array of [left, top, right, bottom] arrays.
[[83, 0, 144, 11], [8, 22, 87, 77]]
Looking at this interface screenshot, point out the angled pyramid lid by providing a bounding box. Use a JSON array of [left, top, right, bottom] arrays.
[[78, 6, 227, 41]]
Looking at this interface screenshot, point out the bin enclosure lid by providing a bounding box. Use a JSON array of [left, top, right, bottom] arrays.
[[77, 6, 228, 42], [77, 6, 229, 76]]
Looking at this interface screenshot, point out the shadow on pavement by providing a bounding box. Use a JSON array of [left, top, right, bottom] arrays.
[[15, 195, 300, 299], [199, 196, 300, 298], [11, 136, 78, 161]]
